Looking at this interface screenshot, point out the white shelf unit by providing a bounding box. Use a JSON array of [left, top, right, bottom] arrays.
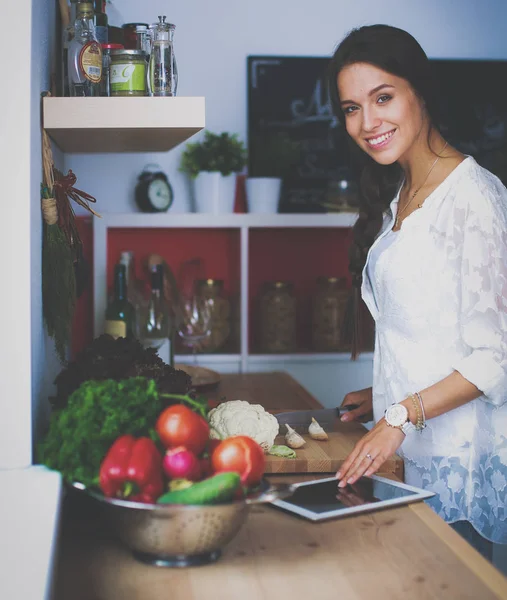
[[93, 211, 374, 405], [43, 96, 205, 153]]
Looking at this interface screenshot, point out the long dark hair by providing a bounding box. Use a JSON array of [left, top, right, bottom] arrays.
[[328, 24, 441, 357]]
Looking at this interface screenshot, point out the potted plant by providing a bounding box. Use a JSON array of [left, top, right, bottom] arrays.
[[246, 132, 302, 213], [180, 130, 247, 214]]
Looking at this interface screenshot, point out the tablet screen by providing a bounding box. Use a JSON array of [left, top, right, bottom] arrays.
[[271, 475, 434, 521]]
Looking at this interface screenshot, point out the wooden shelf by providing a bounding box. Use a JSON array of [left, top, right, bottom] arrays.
[[43, 96, 205, 153]]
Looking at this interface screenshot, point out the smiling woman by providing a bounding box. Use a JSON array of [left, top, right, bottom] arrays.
[[326, 24, 507, 561]]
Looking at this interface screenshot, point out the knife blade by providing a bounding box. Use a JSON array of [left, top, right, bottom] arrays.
[[274, 405, 359, 432]]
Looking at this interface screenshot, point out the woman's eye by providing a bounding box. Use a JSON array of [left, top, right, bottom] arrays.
[[343, 105, 358, 115], [377, 94, 392, 104]]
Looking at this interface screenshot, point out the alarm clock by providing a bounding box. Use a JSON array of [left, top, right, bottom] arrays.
[[135, 167, 174, 213]]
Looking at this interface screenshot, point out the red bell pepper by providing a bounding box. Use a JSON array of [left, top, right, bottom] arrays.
[[99, 435, 164, 503]]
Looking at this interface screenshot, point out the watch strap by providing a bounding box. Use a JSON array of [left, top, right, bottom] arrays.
[[401, 420, 416, 435]]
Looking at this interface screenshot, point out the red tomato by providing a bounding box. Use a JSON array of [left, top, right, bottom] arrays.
[[211, 436, 265, 486], [155, 404, 210, 455]]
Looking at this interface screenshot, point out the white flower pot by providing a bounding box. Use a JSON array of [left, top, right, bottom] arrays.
[[193, 171, 237, 214], [245, 177, 282, 214]]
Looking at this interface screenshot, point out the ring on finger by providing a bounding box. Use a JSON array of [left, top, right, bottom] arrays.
[[365, 453, 373, 461]]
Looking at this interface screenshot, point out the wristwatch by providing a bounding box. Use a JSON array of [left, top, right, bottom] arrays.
[[384, 403, 415, 435]]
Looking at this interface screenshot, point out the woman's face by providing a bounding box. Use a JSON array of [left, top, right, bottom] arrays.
[[337, 62, 429, 165]]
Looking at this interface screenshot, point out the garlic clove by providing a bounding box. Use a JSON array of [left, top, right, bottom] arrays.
[[285, 424, 306, 449], [309, 417, 329, 441]]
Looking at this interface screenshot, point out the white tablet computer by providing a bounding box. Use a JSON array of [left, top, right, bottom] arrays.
[[270, 474, 434, 522]]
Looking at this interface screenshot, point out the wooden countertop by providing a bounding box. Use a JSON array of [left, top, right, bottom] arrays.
[[53, 372, 507, 599], [205, 371, 324, 410]]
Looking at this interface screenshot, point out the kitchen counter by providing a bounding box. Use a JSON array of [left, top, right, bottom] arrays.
[[53, 372, 507, 599]]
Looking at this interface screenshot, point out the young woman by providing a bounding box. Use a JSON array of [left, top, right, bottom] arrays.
[[328, 24, 507, 559]]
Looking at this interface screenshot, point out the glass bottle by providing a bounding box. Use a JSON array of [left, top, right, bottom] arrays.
[[147, 16, 178, 97], [68, 2, 103, 96], [140, 265, 174, 363], [104, 264, 136, 339], [92, 0, 108, 44], [61, 0, 79, 96], [118, 251, 146, 336]]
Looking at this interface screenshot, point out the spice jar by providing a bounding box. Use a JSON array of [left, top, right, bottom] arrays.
[[196, 279, 230, 352], [311, 277, 349, 352], [110, 49, 147, 96], [101, 43, 124, 96], [121, 22, 149, 49], [259, 281, 297, 353]]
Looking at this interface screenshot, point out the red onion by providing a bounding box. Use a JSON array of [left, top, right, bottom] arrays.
[[162, 446, 202, 481]]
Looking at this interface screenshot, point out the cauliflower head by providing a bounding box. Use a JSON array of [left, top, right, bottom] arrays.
[[208, 400, 280, 452]]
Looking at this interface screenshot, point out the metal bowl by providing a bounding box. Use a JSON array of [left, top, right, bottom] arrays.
[[70, 479, 294, 567]]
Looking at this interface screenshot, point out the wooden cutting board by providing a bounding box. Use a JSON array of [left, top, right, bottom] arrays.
[[265, 429, 404, 480]]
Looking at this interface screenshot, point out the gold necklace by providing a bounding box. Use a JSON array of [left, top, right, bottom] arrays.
[[394, 141, 448, 229]]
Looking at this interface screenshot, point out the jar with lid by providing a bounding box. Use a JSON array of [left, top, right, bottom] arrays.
[[259, 281, 297, 353], [196, 279, 230, 352], [110, 49, 147, 96], [311, 277, 349, 352], [100, 43, 123, 96]]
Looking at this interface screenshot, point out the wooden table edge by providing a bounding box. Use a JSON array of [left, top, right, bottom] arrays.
[[409, 502, 507, 597]]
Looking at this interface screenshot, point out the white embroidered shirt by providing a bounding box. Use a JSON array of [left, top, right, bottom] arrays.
[[361, 156, 507, 543]]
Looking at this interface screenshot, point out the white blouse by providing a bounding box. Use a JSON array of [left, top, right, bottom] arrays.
[[361, 156, 507, 543]]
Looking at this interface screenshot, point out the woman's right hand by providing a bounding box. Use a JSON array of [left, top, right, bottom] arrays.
[[340, 387, 373, 423]]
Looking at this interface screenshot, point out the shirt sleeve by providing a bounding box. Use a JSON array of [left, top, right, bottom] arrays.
[[451, 179, 507, 407]]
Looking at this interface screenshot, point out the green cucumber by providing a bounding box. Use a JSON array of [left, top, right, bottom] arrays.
[[157, 472, 241, 505]]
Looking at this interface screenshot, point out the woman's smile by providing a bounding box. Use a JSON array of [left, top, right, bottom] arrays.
[[365, 128, 397, 150]]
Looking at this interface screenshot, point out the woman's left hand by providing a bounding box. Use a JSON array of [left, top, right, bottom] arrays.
[[336, 418, 405, 487]]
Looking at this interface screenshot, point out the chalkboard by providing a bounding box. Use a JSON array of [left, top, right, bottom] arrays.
[[247, 56, 351, 214], [247, 56, 507, 213]]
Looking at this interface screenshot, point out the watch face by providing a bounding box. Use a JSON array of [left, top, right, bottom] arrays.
[[147, 178, 173, 211], [385, 404, 408, 427]]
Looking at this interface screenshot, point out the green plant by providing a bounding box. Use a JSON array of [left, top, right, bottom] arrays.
[[180, 130, 247, 178], [248, 131, 302, 178]]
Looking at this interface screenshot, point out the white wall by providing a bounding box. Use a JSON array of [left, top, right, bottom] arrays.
[[0, 0, 34, 469], [31, 0, 62, 451], [67, 0, 507, 215]]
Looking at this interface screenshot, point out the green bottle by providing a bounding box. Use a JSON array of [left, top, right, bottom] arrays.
[[104, 264, 136, 339]]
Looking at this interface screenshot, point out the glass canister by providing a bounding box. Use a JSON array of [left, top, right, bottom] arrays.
[[196, 279, 230, 352], [148, 16, 178, 96], [110, 49, 147, 96], [259, 281, 297, 353], [311, 276, 349, 352]]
